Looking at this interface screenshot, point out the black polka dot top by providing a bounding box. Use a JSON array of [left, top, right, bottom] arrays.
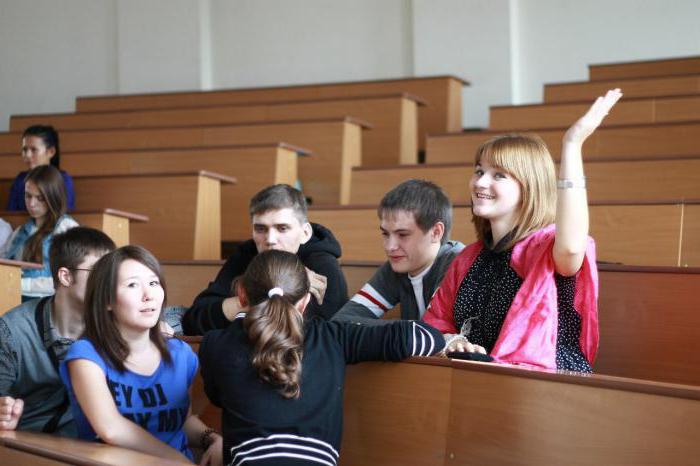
[[452, 234, 592, 373]]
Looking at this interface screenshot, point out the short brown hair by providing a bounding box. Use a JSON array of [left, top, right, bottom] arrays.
[[249, 184, 308, 223], [49, 227, 116, 283], [472, 134, 556, 250], [83, 245, 171, 372]]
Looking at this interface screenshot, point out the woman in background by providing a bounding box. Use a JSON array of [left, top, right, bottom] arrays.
[[1, 165, 78, 299], [7, 125, 75, 211]]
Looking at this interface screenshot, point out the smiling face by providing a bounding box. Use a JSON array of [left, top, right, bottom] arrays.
[[380, 210, 443, 276], [469, 159, 522, 231], [24, 180, 49, 224], [21, 136, 55, 169], [252, 208, 312, 254], [111, 259, 165, 334]]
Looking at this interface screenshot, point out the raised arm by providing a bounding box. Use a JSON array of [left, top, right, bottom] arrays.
[[554, 89, 623, 276], [67, 359, 190, 463]]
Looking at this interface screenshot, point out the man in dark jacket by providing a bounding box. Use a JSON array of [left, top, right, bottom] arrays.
[[182, 184, 348, 335]]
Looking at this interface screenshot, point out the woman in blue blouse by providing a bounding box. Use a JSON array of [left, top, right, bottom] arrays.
[[7, 125, 75, 211]]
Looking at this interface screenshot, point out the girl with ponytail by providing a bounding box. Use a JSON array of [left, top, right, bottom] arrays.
[[199, 250, 445, 466]]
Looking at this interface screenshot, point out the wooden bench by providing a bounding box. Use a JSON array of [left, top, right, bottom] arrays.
[[309, 201, 698, 266], [161, 260, 224, 308], [1, 209, 147, 248], [0, 171, 233, 261], [349, 158, 700, 205], [0, 430, 190, 465], [490, 94, 700, 130], [182, 349, 700, 466], [74, 76, 467, 150], [0, 143, 303, 242], [0, 259, 41, 314], [12, 94, 422, 167], [0, 118, 366, 205], [589, 55, 700, 81], [426, 121, 700, 164], [544, 74, 700, 103]]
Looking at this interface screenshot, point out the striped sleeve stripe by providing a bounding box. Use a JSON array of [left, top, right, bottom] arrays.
[[230, 434, 339, 466], [411, 322, 436, 356], [235, 452, 335, 466], [349, 284, 394, 317]]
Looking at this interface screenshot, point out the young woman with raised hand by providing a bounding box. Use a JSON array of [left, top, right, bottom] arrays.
[[199, 249, 444, 466], [0, 165, 78, 299], [7, 125, 75, 211], [424, 89, 623, 372], [59, 246, 222, 465]]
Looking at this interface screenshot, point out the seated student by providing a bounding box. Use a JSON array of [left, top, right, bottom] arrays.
[[59, 245, 222, 464], [0, 165, 79, 300], [183, 184, 348, 335], [0, 227, 116, 436], [0, 218, 11, 250], [333, 179, 464, 325], [199, 250, 444, 466], [7, 125, 75, 211], [424, 90, 623, 372]]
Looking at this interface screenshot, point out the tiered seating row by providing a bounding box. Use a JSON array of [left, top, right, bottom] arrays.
[[11, 94, 422, 167]]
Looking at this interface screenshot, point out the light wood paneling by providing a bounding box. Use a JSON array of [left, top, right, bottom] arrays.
[[65, 172, 230, 260], [350, 158, 700, 205], [0, 119, 363, 205], [0, 430, 191, 465], [445, 364, 700, 466], [489, 95, 700, 130], [310, 203, 687, 266], [1, 209, 146, 249], [0, 259, 41, 314], [161, 260, 223, 307], [0, 145, 299, 241], [426, 122, 700, 164], [544, 75, 700, 103], [681, 204, 700, 267], [12, 95, 419, 167], [589, 56, 700, 81], [74, 76, 465, 150], [341, 361, 452, 466], [595, 266, 700, 385]]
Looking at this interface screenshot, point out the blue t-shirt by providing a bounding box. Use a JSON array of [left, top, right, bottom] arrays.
[[59, 338, 198, 460], [7, 170, 76, 211]]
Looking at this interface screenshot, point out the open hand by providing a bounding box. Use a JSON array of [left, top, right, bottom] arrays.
[[564, 88, 623, 145], [0, 396, 23, 431], [445, 336, 486, 355]]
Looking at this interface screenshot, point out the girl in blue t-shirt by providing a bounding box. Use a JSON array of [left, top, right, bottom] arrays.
[[60, 245, 222, 465], [7, 125, 75, 211]]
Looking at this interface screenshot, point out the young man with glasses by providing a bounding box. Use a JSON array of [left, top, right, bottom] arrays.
[[0, 227, 115, 436]]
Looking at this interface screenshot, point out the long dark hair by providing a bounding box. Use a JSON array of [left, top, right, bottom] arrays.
[[83, 245, 172, 372], [242, 250, 309, 399], [22, 165, 67, 263], [23, 125, 61, 167]]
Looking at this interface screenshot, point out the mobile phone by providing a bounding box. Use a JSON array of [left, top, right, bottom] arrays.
[[447, 351, 494, 362]]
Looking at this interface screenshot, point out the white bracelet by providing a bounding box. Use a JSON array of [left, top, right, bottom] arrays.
[[557, 178, 586, 189]]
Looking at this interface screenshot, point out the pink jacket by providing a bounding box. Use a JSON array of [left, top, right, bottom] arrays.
[[424, 225, 599, 370]]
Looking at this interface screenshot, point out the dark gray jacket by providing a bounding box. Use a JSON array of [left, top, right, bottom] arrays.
[[332, 241, 464, 326]]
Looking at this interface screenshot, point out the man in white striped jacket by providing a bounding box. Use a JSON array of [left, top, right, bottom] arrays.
[[333, 180, 464, 326]]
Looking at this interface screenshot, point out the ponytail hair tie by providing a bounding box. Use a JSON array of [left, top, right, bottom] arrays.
[[268, 287, 284, 298]]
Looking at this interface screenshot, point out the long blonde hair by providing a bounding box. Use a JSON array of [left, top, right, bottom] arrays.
[[472, 134, 556, 250], [242, 250, 309, 399]]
